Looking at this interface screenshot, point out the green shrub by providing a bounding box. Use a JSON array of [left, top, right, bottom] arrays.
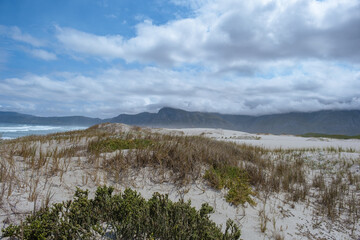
[[204, 165, 256, 206], [2, 185, 241, 240]]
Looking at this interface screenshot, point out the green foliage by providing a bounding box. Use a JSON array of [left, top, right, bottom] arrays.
[[204, 165, 256, 206], [2, 185, 241, 240], [88, 138, 153, 153]]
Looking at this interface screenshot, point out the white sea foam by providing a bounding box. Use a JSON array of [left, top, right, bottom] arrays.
[[0, 137, 14, 140], [0, 125, 62, 132], [0, 124, 87, 139]]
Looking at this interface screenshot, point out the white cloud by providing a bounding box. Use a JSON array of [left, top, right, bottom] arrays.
[[2, 0, 360, 116], [55, 0, 360, 70], [0, 25, 45, 47], [0, 60, 359, 117], [105, 14, 117, 19], [170, 0, 210, 9], [28, 49, 57, 61], [55, 26, 124, 59], [55, 19, 206, 65], [0, 25, 56, 61], [0, 48, 8, 70]]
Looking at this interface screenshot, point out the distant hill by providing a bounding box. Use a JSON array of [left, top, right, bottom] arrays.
[[106, 107, 360, 135], [106, 107, 230, 129], [218, 110, 360, 135], [0, 112, 101, 126], [2, 108, 360, 135]]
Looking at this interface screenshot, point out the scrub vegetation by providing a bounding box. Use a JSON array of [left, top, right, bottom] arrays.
[[0, 123, 359, 239], [2, 186, 241, 239]]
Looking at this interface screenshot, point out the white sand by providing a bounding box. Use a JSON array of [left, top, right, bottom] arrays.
[[157, 127, 360, 151], [0, 125, 359, 239]]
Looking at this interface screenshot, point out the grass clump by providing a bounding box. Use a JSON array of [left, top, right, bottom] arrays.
[[2, 185, 241, 240], [204, 165, 256, 206], [88, 138, 153, 153]]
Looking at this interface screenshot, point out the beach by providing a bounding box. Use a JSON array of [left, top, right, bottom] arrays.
[[0, 123, 87, 139], [0, 123, 359, 239]]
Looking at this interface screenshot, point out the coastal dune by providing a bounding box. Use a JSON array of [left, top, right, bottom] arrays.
[[0, 123, 359, 239], [167, 128, 360, 151]]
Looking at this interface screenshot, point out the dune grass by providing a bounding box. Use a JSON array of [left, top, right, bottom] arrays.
[[88, 138, 154, 153], [0, 123, 359, 238]]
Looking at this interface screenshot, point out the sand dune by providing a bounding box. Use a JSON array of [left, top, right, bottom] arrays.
[[0, 124, 359, 239]]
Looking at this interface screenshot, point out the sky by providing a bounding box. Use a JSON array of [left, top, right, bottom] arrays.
[[0, 0, 360, 118]]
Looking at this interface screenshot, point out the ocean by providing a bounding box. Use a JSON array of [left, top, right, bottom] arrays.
[[0, 123, 88, 139]]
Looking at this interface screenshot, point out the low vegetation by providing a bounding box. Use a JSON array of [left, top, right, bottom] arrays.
[[0, 123, 359, 238], [204, 165, 256, 206], [2, 185, 241, 239], [88, 138, 153, 153]]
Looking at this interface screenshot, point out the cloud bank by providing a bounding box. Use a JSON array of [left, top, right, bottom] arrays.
[[55, 0, 360, 66], [1, 0, 360, 117], [1, 60, 359, 117]]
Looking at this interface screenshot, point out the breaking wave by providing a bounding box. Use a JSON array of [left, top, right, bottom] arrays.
[[0, 124, 87, 139], [0, 125, 62, 133]]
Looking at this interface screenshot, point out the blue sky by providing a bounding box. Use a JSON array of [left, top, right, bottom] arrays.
[[0, 0, 360, 117]]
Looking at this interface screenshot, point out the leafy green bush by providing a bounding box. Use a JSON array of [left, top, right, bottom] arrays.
[[204, 165, 256, 206], [2, 186, 241, 240]]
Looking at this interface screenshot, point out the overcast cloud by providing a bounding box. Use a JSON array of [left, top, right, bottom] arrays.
[[0, 0, 360, 117], [56, 0, 360, 65]]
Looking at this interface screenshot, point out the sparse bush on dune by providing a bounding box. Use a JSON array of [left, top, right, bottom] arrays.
[[88, 133, 258, 206], [87, 138, 154, 153], [2, 186, 241, 240], [204, 166, 256, 206]]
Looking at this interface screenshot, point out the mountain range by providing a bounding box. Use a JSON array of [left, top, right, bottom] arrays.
[[1, 107, 360, 135]]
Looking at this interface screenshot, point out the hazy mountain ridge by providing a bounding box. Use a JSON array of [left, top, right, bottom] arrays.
[[222, 110, 360, 135], [0, 112, 101, 126], [1, 108, 360, 135], [108, 108, 231, 129]]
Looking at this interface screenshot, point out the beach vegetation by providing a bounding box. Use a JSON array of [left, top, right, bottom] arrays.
[[2, 185, 241, 240], [0, 123, 359, 238], [204, 165, 256, 206], [87, 138, 153, 153]]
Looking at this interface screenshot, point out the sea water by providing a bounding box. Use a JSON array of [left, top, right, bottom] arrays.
[[0, 123, 87, 139]]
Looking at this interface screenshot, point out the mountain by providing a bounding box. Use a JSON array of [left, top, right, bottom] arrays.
[[2, 108, 360, 135], [0, 112, 101, 126], [107, 107, 360, 135], [107, 107, 230, 129], [219, 110, 360, 135]]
